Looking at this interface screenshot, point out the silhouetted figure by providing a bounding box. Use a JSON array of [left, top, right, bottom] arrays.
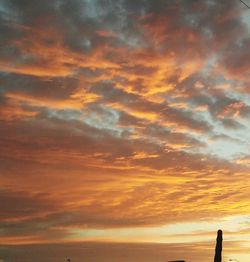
[[214, 229, 223, 262]]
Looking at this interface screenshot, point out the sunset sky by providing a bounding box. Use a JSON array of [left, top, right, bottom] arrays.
[[1, 0, 250, 261]]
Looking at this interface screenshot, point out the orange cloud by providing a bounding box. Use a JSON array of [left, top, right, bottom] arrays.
[[1, 1, 250, 259]]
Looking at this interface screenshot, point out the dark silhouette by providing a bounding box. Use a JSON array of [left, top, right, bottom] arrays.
[[168, 261, 186, 262], [214, 229, 223, 262], [67, 258, 71, 262]]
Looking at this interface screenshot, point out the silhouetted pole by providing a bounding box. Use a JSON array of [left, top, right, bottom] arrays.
[[214, 229, 223, 262]]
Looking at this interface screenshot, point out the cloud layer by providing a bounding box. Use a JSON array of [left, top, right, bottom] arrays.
[[1, 1, 250, 257]]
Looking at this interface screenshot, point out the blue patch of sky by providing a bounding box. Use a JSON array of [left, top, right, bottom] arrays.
[[82, 105, 133, 137], [46, 109, 82, 121], [79, 0, 145, 49], [80, 0, 109, 19], [206, 136, 248, 160], [182, 103, 249, 160], [242, 8, 250, 32], [0, 0, 21, 23], [194, 110, 249, 159]]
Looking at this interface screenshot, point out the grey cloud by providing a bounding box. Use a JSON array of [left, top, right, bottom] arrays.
[[142, 123, 207, 148], [0, 188, 58, 221], [91, 82, 213, 133], [0, 72, 79, 100], [220, 118, 245, 129]]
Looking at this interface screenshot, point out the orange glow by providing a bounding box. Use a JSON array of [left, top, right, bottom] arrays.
[[1, 1, 250, 261]]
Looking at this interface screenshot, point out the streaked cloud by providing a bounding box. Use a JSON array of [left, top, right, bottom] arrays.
[[1, 0, 250, 260]]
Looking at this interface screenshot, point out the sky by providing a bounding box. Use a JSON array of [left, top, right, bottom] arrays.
[[1, 0, 250, 261]]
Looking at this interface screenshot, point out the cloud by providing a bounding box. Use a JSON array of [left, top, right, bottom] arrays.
[[0, 0, 250, 251], [0, 188, 59, 222]]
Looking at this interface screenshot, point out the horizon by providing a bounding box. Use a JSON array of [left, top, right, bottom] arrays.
[[0, 232, 248, 262], [0, 230, 248, 261], [1, 0, 250, 261]]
